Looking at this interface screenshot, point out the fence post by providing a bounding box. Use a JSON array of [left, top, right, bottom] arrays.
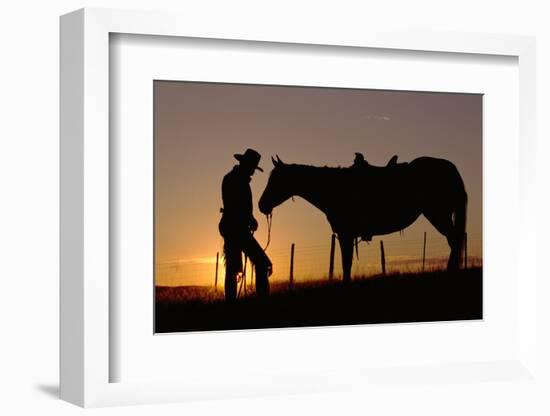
[[328, 233, 336, 281], [464, 232, 468, 270], [289, 243, 295, 289], [214, 252, 219, 289], [422, 232, 427, 272], [380, 240, 386, 276]]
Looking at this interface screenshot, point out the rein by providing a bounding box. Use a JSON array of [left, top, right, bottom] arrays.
[[263, 213, 273, 251]]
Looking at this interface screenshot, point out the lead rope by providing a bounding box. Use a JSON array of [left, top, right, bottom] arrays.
[[263, 213, 272, 251]]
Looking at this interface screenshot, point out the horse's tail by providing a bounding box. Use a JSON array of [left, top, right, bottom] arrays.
[[452, 172, 468, 267]]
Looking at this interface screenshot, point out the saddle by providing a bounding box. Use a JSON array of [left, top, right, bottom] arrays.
[[349, 153, 410, 240], [352, 153, 408, 171]]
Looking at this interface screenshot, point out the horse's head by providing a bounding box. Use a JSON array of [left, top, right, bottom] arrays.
[[259, 155, 293, 215]]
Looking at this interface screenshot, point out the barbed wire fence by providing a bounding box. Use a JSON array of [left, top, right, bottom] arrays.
[[156, 231, 482, 289]]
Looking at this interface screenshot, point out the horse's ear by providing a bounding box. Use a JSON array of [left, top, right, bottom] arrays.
[[271, 156, 278, 167], [276, 155, 284, 165]]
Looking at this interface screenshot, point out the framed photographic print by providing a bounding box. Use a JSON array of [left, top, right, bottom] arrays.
[[60, 8, 539, 408], [153, 80, 482, 334]]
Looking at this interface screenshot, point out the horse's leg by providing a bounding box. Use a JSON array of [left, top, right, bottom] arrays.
[[423, 209, 461, 271], [339, 234, 353, 282]]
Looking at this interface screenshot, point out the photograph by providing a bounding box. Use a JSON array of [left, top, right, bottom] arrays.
[[154, 80, 483, 333]]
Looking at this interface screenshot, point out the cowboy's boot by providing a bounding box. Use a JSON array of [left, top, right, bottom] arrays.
[[225, 272, 237, 303], [255, 267, 270, 298]]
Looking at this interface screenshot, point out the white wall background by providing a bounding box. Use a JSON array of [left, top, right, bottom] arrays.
[[1, 1, 549, 415]]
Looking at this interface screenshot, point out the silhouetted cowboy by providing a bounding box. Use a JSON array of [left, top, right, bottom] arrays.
[[218, 149, 272, 302]]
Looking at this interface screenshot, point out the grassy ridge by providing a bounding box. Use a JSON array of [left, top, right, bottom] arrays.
[[155, 268, 482, 333]]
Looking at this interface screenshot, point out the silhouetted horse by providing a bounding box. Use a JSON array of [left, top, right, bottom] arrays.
[[258, 156, 467, 281]]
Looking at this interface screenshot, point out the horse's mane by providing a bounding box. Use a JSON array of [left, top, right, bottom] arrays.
[[289, 163, 348, 171], [272, 163, 352, 177], [268, 163, 358, 196]]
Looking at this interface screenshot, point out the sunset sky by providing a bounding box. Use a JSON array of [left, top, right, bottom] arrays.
[[154, 81, 482, 287]]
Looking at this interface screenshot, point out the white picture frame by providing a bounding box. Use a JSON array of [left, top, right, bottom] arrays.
[[60, 7, 538, 408]]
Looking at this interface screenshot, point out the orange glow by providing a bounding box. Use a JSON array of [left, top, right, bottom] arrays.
[[154, 82, 482, 287]]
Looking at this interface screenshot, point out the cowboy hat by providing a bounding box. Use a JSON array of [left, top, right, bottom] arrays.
[[234, 148, 263, 172]]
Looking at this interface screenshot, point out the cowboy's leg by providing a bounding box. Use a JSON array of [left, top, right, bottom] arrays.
[[242, 234, 272, 297], [223, 237, 242, 302]]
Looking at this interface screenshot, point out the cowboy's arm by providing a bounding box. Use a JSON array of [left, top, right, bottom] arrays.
[[244, 182, 258, 231]]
